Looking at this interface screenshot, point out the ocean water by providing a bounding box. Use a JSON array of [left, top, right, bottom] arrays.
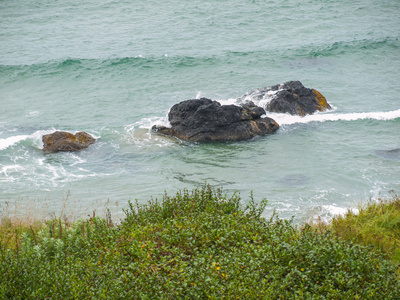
[[1, 0, 399, 222]]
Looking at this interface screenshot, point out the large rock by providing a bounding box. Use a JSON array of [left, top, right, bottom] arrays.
[[237, 81, 331, 116], [152, 98, 279, 142], [42, 131, 96, 152]]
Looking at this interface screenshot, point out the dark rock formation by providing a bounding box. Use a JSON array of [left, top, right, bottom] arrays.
[[42, 131, 96, 152], [237, 81, 331, 116], [152, 98, 279, 142]]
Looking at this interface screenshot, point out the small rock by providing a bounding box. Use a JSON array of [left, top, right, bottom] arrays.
[[42, 131, 96, 153]]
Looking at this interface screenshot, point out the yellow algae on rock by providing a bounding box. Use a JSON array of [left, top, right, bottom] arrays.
[[313, 89, 331, 112], [42, 131, 96, 152]]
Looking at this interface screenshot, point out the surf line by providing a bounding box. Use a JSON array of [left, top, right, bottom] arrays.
[[0, 135, 30, 151], [271, 109, 400, 126]]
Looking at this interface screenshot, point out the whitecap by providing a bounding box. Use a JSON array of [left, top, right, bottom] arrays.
[[268, 109, 400, 126], [308, 204, 359, 224], [216, 97, 239, 106], [136, 115, 170, 129], [321, 204, 359, 217], [25, 111, 40, 118], [124, 115, 177, 148], [0, 135, 30, 151], [0, 129, 60, 151]]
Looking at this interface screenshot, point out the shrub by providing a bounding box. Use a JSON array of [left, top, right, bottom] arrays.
[[0, 185, 399, 299]]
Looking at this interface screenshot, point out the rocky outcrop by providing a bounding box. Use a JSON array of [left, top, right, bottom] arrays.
[[152, 98, 279, 142], [42, 131, 96, 152], [237, 81, 331, 116]]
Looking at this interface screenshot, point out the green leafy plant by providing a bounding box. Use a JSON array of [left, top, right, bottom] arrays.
[[316, 196, 400, 264], [1, 185, 399, 299]]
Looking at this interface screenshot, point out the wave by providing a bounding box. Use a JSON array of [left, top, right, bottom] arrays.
[[0, 129, 84, 151], [269, 109, 400, 126], [218, 91, 400, 126], [224, 36, 400, 60], [301, 36, 399, 58], [1, 35, 397, 79], [0, 135, 31, 151], [0, 54, 220, 76]]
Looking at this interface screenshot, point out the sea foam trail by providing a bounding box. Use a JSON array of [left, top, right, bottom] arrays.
[[269, 109, 400, 126], [0, 135, 31, 151], [0, 130, 54, 151]]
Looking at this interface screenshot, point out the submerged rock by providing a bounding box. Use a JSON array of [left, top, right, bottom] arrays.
[[375, 148, 400, 161], [237, 81, 331, 116], [42, 131, 96, 153], [278, 174, 309, 186], [152, 98, 279, 142]]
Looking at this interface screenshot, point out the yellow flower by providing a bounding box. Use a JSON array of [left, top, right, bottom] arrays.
[[301, 268, 304, 272]]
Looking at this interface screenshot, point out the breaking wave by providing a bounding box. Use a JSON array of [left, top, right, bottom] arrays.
[[269, 109, 400, 126]]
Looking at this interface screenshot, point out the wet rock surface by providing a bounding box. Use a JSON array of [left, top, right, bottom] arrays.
[[42, 131, 96, 153], [152, 98, 279, 142], [237, 81, 331, 116]]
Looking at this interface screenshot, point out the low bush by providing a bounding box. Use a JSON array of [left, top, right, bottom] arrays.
[[320, 196, 400, 264], [1, 185, 399, 299]]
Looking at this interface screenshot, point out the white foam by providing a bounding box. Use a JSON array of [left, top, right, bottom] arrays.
[[268, 109, 400, 126], [25, 111, 40, 118], [217, 97, 239, 106], [0, 129, 56, 151], [70, 153, 87, 166], [0, 129, 100, 152], [321, 204, 359, 217], [0, 164, 25, 180], [0, 135, 30, 150], [37, 158, 45, 166], [30, 129, 55, 149], [136, 115, 170, 129], [238, 89, 279, 107], [124, 115, 176, 148]]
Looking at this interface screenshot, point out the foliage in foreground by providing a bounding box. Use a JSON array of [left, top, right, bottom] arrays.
[[318, 196, 400, 264], [0, 185, 399, 299]]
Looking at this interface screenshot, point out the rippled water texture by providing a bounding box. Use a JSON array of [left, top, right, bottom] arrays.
[[1, 0, 399, 221]]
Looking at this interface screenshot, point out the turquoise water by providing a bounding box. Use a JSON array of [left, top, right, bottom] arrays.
[[1, 0, 399, 221]]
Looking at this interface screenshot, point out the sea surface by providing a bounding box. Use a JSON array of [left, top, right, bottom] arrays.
[[1, 0, 399, 222]]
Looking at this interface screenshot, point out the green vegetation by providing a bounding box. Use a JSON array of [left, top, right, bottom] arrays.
[[314, 196, 400, 265], [1, 185, 399, 299]]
